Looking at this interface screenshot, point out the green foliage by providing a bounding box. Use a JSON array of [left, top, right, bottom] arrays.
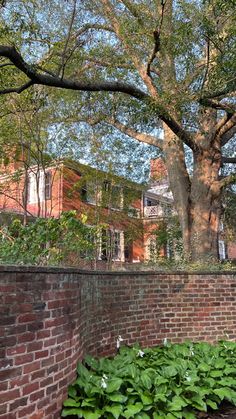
[[62, 341, 236, 418], [0, 211, 100, 265], [148, 218, 183, 262], [223, 190, 236, 243], [144, 256, 235, 273]]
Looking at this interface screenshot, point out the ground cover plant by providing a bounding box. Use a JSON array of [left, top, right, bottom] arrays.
[[62, 341, 236, 419]]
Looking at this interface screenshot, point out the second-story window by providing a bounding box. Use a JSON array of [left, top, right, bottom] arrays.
[[81, 182, 96, 204], [102, 181, 122, 210]]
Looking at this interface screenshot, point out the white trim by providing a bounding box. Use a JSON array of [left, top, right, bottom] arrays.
[[218, 239, 226, 260]]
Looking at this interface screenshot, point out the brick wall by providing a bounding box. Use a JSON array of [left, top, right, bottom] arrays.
[[1, 267, 236, 419]]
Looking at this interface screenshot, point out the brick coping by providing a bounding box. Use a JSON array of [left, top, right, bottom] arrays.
[[0, 264, 235, 276]]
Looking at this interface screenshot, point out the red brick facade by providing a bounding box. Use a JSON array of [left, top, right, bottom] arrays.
[[0, 158, 235, 261], [1, 266, 236, 418]]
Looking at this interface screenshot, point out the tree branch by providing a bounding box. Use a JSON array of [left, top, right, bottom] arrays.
[[221, 125, 236, 146], [0, 45, 195, 149], [202, 84, 236, 100], [146, 1, 166, 77], [108, 118, 163, 149], [74, 23, 114, 40], [58, 0, 77, 78], [0, 45, 146, 99], [199, 97, 236, 114], [147, 30, 160, 77], [0, 80, 34, 95], [117, 0, 141, 19], [222, 156, 236, 164], [218, 113, 236, 144], [219, 173, 236, 189], [0, 62, 14, 68]]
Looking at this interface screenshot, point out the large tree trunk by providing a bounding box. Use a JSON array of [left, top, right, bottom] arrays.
[[164, 127, 222, 262], [189, 149, 222, 261], [163, 126, 192, 258]]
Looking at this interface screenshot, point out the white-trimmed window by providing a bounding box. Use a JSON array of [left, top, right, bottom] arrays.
[[112, 231, 124, 261], [81, 182, 97, 204], [98, 229, 124, 261], [45, 171, 52, 200], [27, 170, 52, 204], [218, 240, 226, 260]]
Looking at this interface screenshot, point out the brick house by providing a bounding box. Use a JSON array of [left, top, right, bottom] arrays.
[[0, 159, 145, 264], [0, 157, 234, 263]]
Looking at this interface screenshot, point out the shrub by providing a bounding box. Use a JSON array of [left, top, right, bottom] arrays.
[[62, 341, 236, 418], [0, 211, 101, 266]]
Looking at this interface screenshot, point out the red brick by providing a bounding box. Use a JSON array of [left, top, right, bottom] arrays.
[[18, 332, 35, 343], [55, 352, 64, 362], [45, 318, 66, 328], [27, 322, 44, 332], [27, 341, 43, 352], [0, 348, 6, 358], [0, 405, 7, 415], [23, 382, 39, 395], [29, 411, 44, 419], [0, 367, 22, 381], [37, 396, 51, 410], [9, 397, 28, 410], [17, 303, 33, 313], [43, 337, 57, 347], [45, 402, 58, 415], [18, 313, 38, 323], [0, 284, 16, 292], [0, 358, 13, 369], [23, 361, 41, 374], [1, 270, 236, 418], [0, 336, 17, 348], [7, 345, 26, 356], [15, 353, 34, 365], [17, 404, 36, 418], [0, 388, 20, 403], [35, 350, 48, 359], [46, 383, 58, 396], [0, 414, 16, 419], [0, 381, 8, 391], [47, 300, 62, 309], [40, 376, 53, 388], [0, 316, 16, 326], [37, 330, 51, 339], [31, 369, 46, 381], [9, 374, 29, 388], [30, 389, 45, 402]]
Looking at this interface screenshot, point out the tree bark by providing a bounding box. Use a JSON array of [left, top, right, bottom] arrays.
[[189, 148, 222, 261], [163, 126, 192, 259]]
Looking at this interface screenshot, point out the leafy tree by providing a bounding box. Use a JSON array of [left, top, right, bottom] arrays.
[[0, 0, 235, 260], [0, 211, 99, 265]]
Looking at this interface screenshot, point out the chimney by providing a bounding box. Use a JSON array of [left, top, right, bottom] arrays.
[[150, 158, 167, 181]]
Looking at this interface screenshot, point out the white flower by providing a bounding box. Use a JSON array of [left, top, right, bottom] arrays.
[[189, 345, 194, 356], [101, 374, 108, 389], [116, 335, 124, 349], [137, 349, 145, 358], [163, 338, 168, 346], [184, 372, 191, 382]]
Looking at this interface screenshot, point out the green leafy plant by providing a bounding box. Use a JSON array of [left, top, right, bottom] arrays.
[[0, 211, 102, 266], [62, 341, 236, 418]]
